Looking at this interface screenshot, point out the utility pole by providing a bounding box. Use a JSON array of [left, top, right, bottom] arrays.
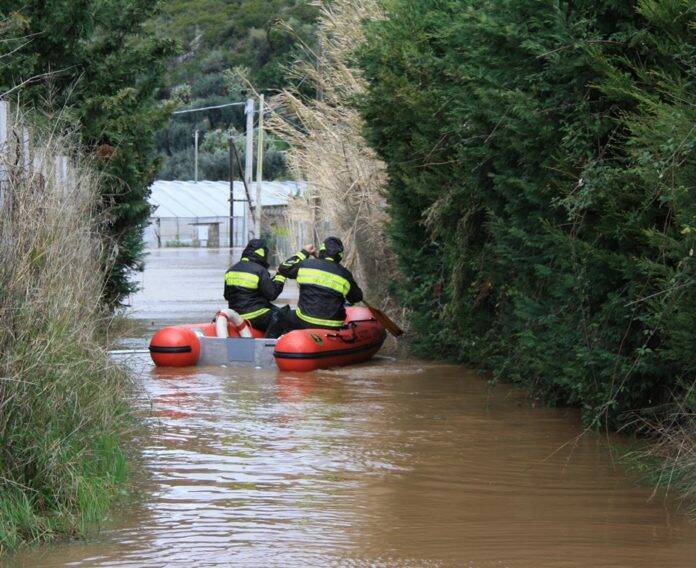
[[255, 94, 265, 238], [194, 129, 199, 183], [244, 98, 255, 239], [0, 101, 7, 154], [316, 36, 325, 103], [22, 128, 30, 173], [313, 39, 325, 244], [228, 133, 235, 248]]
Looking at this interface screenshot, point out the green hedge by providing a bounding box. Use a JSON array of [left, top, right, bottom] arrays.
[[359, 0, 695, 427]]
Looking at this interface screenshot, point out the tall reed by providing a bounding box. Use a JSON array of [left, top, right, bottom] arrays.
[[0, 110, 133, 553], [268, 0, 405, 327]]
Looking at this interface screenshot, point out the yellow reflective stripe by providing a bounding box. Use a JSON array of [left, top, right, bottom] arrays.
[[254, 248, 266, 257], [297, 268, 350, 296], [225, 271, 260, 289], [240, 307, 271, 319], [296, 307, 344, 328], [273, 274, 286, 283]]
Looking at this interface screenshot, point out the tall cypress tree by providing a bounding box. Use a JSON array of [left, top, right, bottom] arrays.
[[0, 0, 176, 304]]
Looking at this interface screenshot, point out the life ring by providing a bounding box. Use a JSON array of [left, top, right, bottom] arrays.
[[215, 308, 253, 338]]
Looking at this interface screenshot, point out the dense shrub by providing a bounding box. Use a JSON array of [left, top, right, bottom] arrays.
[[359, 0, 695, 427], [191, 73, 228, 98]]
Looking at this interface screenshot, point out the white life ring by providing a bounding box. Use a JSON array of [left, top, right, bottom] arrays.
[[215, 309, 253, 338]]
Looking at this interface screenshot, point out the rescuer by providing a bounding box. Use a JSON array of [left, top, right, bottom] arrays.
[[224, 238, 286, 331], [266, 236, 363, 337]]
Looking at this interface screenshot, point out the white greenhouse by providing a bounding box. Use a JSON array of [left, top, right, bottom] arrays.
[[144, 180, 304, 249]]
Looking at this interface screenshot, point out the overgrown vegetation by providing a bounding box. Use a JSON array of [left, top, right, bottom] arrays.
[[0, 115, 134, 553], [630, 387, 696, 513], [359, 0, 694, 495], [0, 1, 175, 305]]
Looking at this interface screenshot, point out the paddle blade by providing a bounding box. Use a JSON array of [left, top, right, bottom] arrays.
[[365, 302, 404, 337]]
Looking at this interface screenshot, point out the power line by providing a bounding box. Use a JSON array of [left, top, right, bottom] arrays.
[[172, 102, 270, 117], [172, 101, 246, 115]]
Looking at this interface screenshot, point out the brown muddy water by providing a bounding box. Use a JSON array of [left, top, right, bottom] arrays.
[[8, 249, 696, 567]]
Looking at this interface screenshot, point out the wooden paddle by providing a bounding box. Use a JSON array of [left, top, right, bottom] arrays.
[[363, 302, 404, 337]]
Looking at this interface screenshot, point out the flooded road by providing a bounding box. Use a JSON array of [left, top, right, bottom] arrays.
[[9, 249, 696, 567]]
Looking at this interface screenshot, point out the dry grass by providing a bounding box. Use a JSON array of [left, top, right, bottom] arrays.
[[0, 108, 133, 553], [626, 390, 696, 515], [267, 0, 407, 338]]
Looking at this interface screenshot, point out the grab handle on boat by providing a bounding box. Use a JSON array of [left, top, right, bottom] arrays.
[[215, 309, 253, 338], [327, 322, 358, 344]]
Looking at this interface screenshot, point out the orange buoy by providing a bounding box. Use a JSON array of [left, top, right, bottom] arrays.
[[149, 326, 201, 367]]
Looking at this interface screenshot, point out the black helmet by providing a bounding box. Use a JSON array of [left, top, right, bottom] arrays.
[[242, 238, 269, 268], [319, 236, 344, 263]]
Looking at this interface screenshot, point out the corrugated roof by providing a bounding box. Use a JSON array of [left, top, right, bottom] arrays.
[[149, 180, 305, 218]]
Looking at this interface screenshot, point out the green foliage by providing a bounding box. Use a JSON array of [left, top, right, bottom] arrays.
[[151, 0, 318, 90], [360, 0, 695, 427], [154, 66, 284, 180], [158, 126, 289, 181], [150, 0, 318, 180], [0, 0, 176, 306]]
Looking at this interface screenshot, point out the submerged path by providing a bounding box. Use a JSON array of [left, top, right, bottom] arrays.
[[10, 249, 696, 567]]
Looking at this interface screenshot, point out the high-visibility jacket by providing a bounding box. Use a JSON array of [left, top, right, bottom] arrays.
[[278, 248, 363, 328], [224, 243, 285, 321]]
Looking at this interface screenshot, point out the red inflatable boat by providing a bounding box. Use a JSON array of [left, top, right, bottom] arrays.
[[273, 307, 386, 372], [149, 306, 386, 372]]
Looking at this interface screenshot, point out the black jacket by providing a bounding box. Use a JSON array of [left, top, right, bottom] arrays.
[[224, 240, 285, 320], [278, 241, 363, 327]]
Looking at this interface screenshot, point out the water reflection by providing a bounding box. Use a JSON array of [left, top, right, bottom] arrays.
[[275, 375, 318, 403]]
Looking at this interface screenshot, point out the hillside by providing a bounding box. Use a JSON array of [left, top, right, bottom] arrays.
[[150, 0, 319, 180]]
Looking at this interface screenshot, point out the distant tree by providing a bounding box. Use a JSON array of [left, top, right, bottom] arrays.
[[0, 0, 176, 306], [158, 128, 288, 181]]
